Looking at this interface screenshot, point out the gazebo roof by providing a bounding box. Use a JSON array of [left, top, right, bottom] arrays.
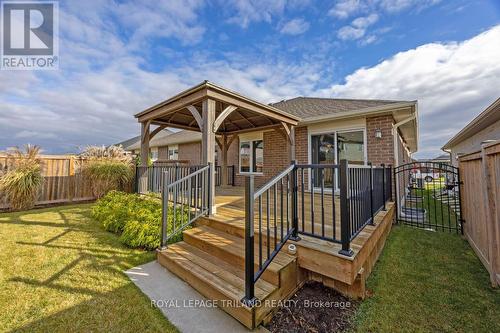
[[135, 81, 299, 135]]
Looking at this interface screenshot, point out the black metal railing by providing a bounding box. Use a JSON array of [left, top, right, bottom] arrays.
[[160, 164, 212, 248], [242, 160, 393, 304], [136, 164, 234, 193], [215, 165, 236, 186], [242, 164, 299, 306], [135, 164, 204, 193], [295, 163, 340, 243]]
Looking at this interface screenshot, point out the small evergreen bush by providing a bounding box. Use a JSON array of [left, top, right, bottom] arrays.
[[92, 191, 188, 250]]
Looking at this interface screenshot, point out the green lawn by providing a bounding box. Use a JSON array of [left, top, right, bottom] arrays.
[[354, 225, 500, 332], [0, 204, 178, 333]]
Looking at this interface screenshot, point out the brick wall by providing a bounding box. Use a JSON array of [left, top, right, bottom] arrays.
[[366, 115, 395, 167], [178, 142, 202, 165], [158, 146, 169, 160]]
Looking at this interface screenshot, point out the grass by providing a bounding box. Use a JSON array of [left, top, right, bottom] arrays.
[[354, 225, 500, 332], [0, 204, 178, 333], [406, 180, 461, 232]]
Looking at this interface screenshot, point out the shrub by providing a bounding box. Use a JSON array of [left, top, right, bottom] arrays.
[[0, 145, 43, 211], [92, 191, 187, 250], [81, 145, 134, 198]]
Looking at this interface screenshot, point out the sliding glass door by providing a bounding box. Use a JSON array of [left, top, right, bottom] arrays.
[[311, 133, 336, 188], [310, 129, 366, 190]]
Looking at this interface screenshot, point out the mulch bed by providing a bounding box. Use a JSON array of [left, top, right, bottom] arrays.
[[266, 281, 359, 333]]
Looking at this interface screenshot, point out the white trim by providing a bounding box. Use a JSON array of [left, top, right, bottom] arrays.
[[307, 126, 368, 191], [238, 138, 264, 174]]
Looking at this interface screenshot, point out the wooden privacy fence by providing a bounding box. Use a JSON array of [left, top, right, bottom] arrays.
[[459, 141, 500, 287], [0, 155, 95, 210]]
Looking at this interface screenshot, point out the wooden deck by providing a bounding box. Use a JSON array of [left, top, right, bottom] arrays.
[[157, 186, 395, 329]]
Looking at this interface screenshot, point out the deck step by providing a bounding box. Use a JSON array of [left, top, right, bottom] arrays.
[[183, 225, 295, 286], [158, 243, 258, 328]]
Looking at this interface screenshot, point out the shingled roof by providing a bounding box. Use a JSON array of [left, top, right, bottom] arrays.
[[270, 97, 407, 119]]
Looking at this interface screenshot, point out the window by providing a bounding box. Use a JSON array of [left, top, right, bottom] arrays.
[[239, 140, 263, 173], [337, 130, 364, 165], [311, 134, 335, 188], [310, 129, 366, 189], [150, 149, 158, 162], [168, 145, 178, 160]]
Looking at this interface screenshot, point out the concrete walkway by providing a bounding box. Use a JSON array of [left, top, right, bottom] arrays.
[[125, 261, 268, 333]]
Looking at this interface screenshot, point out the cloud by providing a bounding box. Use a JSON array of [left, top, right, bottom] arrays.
[[379, 0, 442, 13], [329, 0, 364, 19], [337, 13, 379, 40], [280, 18, 310, 35], [329, 0, 441, 19], [322, 25, 500, 158]]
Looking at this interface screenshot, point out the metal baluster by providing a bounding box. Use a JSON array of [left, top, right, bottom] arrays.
[[301, 168, 305, 232], [259, 196, 263, 269], [266, 190, 270, 258], [310, 170, 314, 235], [321, 168, 325, 237], [274, 183, 277, 249]]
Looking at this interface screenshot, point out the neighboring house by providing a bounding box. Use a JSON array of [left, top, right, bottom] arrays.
[[126, 92, 418, 189], [116, 128, 174, 161], [418, 153, 451, 165], [442, 97, 500, 166]]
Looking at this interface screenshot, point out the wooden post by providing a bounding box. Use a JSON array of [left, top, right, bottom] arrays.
[[68, 157, 75, 202], [289, 126, 296, 162], [139, 121, 150, 193], [221, 135, 228, 187], [481, 144, 499, 287], [202, 98, 216, 215]]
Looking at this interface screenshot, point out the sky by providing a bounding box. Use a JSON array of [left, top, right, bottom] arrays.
[[0, 0, 499, 158]]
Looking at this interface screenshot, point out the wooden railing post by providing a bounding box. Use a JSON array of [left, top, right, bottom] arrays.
[[160, 171, 169, 249], [290, 161, 301, 241], [381, 163, 387, 211], [242, 175, 257, 306], [339, 159, 353, 257], [207, 162, 213, 216], [369, 162, 375, 226]]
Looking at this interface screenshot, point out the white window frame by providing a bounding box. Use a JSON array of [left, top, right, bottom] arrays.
[[238, 132, 264, 175], [308, 127, 367, 192], [168, 145, 178, 160], [150, 147, 159, 162]]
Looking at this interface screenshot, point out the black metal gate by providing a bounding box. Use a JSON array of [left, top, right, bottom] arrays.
[[394, 162, 463, 233]]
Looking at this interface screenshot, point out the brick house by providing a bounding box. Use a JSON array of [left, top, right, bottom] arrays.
[[131, 82, 419, 327], [123, 92, 417, 190]]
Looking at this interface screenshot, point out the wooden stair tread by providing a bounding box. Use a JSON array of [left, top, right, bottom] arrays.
[[183, 225, 296, 271], [170, 242, 277, 296]]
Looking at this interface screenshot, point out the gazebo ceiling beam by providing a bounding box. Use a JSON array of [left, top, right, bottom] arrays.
[[149, 124, 167, 141], [236, 110, 256, 128], [152, 120, 201, 132], [224, 124, 282, 135], [187, 105, 203, 131], [213, 105, 237, 132], [206, 89, 298, 125]]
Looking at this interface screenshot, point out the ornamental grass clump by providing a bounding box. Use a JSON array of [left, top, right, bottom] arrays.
[[0, 145, 43, 211], [81, 145, 134, 198]]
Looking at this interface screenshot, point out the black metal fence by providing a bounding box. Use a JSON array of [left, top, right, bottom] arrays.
[[215, 165, 236, 186], [394, 162, 462, 233], [135, 164, 235, 193], [242, 160, 393, 303]]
